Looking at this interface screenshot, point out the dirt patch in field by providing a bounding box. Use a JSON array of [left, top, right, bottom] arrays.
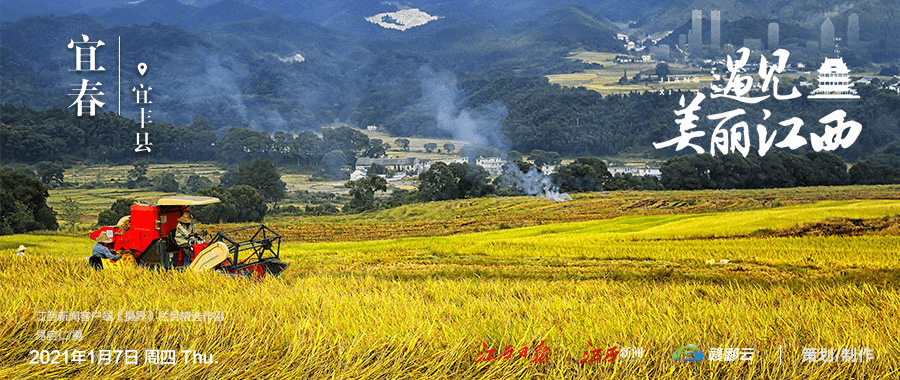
[[651, 214, 900, 242], [765, 215, 900, 237]]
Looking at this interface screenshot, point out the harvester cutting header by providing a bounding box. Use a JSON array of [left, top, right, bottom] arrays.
[[89, 196, 287, 279]]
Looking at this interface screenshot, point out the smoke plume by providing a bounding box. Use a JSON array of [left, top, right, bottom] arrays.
[[505, 166, 571, 202], [418, 66, 508, 150]]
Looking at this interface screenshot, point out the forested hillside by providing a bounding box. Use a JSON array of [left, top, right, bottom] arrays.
[[0, 5, 618, 133], [4, 79, 900, 167], [2, 0, 899, 166]]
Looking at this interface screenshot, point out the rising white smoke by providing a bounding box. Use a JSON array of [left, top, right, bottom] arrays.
[[418, 66, 508, 150], [505, 166, 571, 202]]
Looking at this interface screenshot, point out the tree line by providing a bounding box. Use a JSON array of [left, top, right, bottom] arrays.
[[4, 148, 899, 234], [6, 77, 900, 174], [341, 150, 899, 214], [457, 78, 900, 165], [95, 158, 284, 227], [1, 104, 394, 181], [660, 151, 900, 190]]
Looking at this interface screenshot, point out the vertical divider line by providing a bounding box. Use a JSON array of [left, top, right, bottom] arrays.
[[118, 35, 121, 115]]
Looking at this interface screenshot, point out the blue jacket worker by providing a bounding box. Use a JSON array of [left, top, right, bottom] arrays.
[[90, 233, 119, 270]]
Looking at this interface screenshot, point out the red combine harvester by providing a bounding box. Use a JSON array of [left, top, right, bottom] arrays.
[[89, 196, 288, 279]]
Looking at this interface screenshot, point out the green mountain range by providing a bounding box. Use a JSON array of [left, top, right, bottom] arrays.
[[1, 0, 898, 160]]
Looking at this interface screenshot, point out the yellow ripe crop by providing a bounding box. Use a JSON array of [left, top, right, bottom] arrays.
[[2, 187, 899, 378]]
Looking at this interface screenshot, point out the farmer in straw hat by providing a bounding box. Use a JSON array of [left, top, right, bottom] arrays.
[[89, 232, 120, 270], [174, 209, 204, 265], [15, 245, 26, 256]]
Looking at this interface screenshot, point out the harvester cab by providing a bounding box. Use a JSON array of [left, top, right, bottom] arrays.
[[90, 195, 288, 279]]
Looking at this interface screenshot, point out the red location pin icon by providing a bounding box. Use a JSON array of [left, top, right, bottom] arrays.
[[137, 63, 148, 76]]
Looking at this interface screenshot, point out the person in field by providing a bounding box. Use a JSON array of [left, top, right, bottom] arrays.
[[89, 233, 119, 270], [174, 209, 204, 265]]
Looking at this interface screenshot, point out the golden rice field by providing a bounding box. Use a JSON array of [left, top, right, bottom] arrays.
[[64, 163, 225, 188], [546, 50, 713, 96], [266, 185, 900, 242], [545, 49, 895, 97], [1, 189, 899, 379]]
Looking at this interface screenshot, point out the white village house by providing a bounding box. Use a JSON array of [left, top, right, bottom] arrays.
[[475, 157, 507, 176], [608, 166, 662, 178], [354, 157, 431, 174]]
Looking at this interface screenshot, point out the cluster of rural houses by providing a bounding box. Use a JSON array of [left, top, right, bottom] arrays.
[[350, 156, 557, 180], [351, 156, 661, 181], [607, 166, 662, 177]]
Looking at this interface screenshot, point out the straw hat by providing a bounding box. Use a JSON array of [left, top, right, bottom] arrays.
[[95, 233, 113, 244], [177, 210, 194, 224], [116, 215, 131, 230], [16, 245, 26, 252]]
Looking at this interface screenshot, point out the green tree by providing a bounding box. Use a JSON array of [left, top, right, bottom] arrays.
[[194, 186, 237, 223], [458, 145, 501, 160], [231, 158, 286, 203], [655, 63, 670, 81], [184, 174, 214, 194], [618, 70, 629, 85], [97, 198, 136, 226], [659, 154, 723, 190], [449, 163, 494, 198], [424, 143, 438, 153], [305, 204, 340, 216], [0, 123, 63, 162], [128, 162, 148, 181], [605, 173, 663, 191], [219, 170, 236, 187], [220, 128, 272, 163], [185, 117, 219, 161], [58, 196, 83, 231], [34, 161, 66, 188], [227, 185, 267, 222], [782, 154, 815, 187], [752, 151, 796, 188], [153, 173, 180, 193], [719, 153, 755, 189], [493, 163, 528, 196], [2, 200, 36, 235], [417, 162, 459, 201], [194, 185, 267, 223], [850, 161, 899, 185], [394, 138, 410, 151], [0, 169, 58, 234], [344, 174, 388, 213], [322, 126, 369, 164], [513, 160, 536, 173], [805, 152, 850, 186], [383, 189, 414, 208], [293, 130, 326, 166], [528, 149, 561, 167], [443, 143, 456, 154], [363, 139, 388, 158], [271, 131, 292, 157], [552, 157, 612, 192], [322, 150, 348, 180], [417, 162, 493, 201], [126, 162, 151, 188]]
